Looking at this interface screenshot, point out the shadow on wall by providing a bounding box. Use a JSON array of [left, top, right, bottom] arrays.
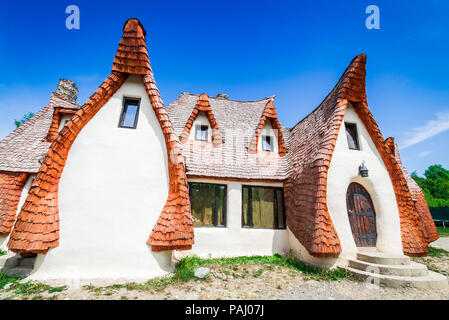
[[0, 235, 8, 250], [271, 229, 290, 256], [147, 244, 175, 273]]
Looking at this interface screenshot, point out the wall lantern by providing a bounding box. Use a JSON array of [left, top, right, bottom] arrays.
[[359, 161, 369, 177]]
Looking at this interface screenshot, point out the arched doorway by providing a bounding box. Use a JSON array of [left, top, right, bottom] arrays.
[[346, 182, 377, 247]]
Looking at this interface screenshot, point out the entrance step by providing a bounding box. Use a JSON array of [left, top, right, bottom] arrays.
[[348, 259, 428, 277], [0, 253, 36, 279], [346, 267, 448, 289], [356, 251, 410, 265], [346, 249, 448, 289]]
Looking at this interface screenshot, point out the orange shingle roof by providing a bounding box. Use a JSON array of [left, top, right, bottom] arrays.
[[249, 100, 286, 157], [389, 139, 439, 244], [0, 171, 28, 235], [111, 18, 151, 75], [7, 18, 194, 254], [179, 93, 222, 146]]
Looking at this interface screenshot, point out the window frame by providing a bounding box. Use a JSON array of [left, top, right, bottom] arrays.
[[241, 185, 286, 230], [195, 124, 209, 141], [344, 122, 361, 150], [188, 182, 227, 228], [118, 97, 141, 129], [262, 135, 273, 152]]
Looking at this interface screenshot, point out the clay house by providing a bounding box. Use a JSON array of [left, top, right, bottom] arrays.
[[0, 19, 443, 286]]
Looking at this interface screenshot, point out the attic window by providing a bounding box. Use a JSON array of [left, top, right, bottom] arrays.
[[119, 98, 140, 129], [262, 135, 273, 152], [345, 123, 360, 150], [195, 124, 209, 141]]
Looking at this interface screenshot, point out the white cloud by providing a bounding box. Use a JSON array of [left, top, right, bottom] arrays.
[[401, 111, 449, 149], [418, 150, 431, 157]]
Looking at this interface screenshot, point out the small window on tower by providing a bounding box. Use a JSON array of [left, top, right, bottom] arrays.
[[262, 135, 273, 152], [345, 123, 360, 150], [119, 98, 140, 129], [195, 124, 209, 141]]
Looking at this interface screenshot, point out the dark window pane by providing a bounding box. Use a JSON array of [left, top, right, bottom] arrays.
[[242, 186, 285, 229], [189, 183, 226, 227], [276, 189, 285, 228], [120, 99, 140, 128], [217, 185, 226, 225], [345, 123, 360, 150], [242, 187, 249, 226], [262, 136, 273, 151]]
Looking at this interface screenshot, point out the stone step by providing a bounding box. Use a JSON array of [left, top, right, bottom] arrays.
[[357, 252, 410, 265], [1, 267, 33, 279], [346, 267, 448, 289], [349, 259, 428, 277]]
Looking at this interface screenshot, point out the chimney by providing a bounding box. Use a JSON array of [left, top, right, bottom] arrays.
[[216, 93, 229, 100], [55, 79, 78, 103]]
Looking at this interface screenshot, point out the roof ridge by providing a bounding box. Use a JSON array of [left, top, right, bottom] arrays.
[[178, 92, 276, 103], [0, 99, 54, 145]]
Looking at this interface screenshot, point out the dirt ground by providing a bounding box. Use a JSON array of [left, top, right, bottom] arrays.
[[1, 258, 448, 300]]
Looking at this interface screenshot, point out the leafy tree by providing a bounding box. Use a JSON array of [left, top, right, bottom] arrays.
[[412, 165, 449, 207], [14, 112, 35, 128]]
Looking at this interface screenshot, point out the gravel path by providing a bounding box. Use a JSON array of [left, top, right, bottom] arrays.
[[1, 262, 448, 300]]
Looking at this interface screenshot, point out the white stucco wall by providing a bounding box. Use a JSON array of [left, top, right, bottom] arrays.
[[0, 175, 35, 251], [176, 178, 289, 260], [30, 75, 172, 281], [325, 103, 403, 262]]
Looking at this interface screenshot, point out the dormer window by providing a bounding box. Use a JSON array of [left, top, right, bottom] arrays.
[[345, 123, 360, 150], [195, 124, 209, 141], [119, 98, 140, 129], [262, 135, 273, 152]]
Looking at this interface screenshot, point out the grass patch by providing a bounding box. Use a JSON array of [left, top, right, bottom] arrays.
[[0, 249, 7, 257], [86, 252, 355, 294], [0, 271, 66, 298], [437, 226, 449, 238], [427, 246, 449, 257]]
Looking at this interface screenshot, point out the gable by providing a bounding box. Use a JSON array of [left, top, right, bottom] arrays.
[[7, 19, 194, 254], [249, 101, 286, 157], [179, 93, 222, 146]]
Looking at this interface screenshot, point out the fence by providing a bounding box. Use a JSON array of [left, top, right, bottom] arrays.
[[430, 207, 449, 227]]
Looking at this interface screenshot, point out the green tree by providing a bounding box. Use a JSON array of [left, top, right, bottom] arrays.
[[14, 112, 35, 128], [412, 165, 449, 207]]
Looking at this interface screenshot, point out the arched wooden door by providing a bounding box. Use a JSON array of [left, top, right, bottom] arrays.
[[346, 182, 377, 247]]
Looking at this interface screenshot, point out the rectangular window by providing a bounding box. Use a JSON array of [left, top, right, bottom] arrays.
[[242, 186, 285, 229], [345, 123, 360, 150], [262, 135, 273, 152], [188, 182, 226, 227], [195, 125, 209, 141], [119, 98, 140, 129]]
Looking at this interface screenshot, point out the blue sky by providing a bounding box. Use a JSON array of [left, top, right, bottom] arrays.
[[0, 0, 448, 175]]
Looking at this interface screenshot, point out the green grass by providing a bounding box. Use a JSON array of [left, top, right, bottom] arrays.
[[437, 226, 449, 238], [0, 249, 7, 257], [427, 246, 449, 257], [0, 271, 66, 298], [85, 252, 355, 294]]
